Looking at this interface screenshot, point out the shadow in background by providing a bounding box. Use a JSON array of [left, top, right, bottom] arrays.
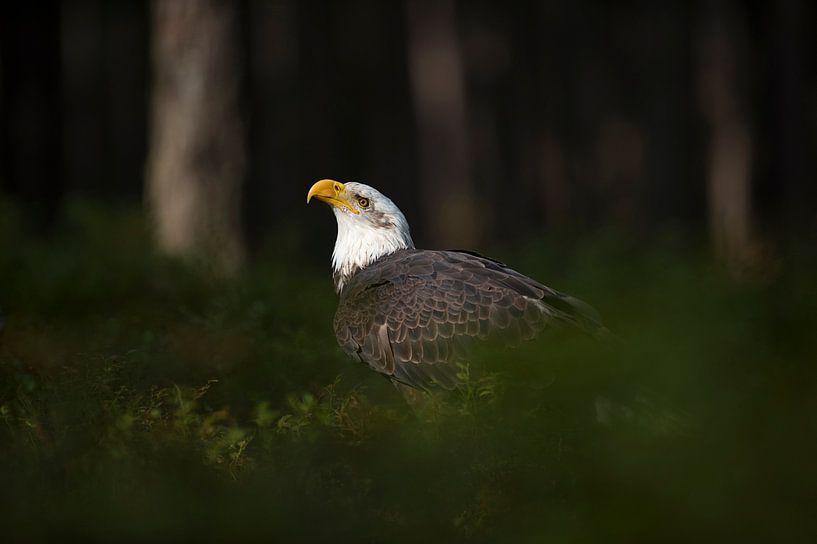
[[0, 0, 814, 261]]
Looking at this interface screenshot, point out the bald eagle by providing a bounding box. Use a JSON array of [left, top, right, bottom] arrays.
[[307, 179, 605, 391]]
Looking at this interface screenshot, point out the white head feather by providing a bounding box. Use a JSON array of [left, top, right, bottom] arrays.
[[327, 182, 414, 292]]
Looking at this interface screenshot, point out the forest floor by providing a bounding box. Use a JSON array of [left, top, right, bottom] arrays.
[[1, 200, 815, 542]]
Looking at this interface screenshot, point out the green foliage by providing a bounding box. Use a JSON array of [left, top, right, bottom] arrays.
[[1, 200, 816, 541]]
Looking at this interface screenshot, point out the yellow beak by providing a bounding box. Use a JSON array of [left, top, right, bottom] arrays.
[[306, 179, 359, 214]]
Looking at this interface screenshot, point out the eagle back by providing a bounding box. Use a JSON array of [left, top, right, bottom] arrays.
[[332, 249, 603, 390]]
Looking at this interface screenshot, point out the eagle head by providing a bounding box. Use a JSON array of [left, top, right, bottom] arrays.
[[307, 179, 414, 292]]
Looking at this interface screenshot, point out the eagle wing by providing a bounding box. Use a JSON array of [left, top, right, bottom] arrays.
[[333, 249, 603, 390]]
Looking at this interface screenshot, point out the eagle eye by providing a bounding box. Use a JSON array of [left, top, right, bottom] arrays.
[[357, 197, 370, 209]]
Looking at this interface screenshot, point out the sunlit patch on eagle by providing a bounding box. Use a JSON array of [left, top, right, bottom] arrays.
[[307, 179, 606, 391]]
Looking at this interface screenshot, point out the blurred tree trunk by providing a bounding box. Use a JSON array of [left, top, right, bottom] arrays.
[[769, 0, 814, 239], [145, 0, 246, 274], [246, 0, 298, 251], [405, 0, 480, 248], [0, 2, 63, 234], [698, 1, 757, 268]]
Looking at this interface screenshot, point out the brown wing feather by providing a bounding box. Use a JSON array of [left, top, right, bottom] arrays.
[[333, 249, 603, 391]]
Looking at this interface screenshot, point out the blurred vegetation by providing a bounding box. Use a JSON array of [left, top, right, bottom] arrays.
[[1, 200, 816, 542]]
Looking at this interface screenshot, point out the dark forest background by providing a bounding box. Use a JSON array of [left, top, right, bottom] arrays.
[[2, 0, 815, 269], [2, 1, 817, 541]]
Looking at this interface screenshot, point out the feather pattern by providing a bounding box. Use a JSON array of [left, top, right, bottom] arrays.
[[334, 249, 604, 391]]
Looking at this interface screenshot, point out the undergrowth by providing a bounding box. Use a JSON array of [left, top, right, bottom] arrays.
[[1, 200, 816, 542]]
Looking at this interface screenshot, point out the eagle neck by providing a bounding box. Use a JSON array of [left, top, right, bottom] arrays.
[[331, 209, 414, 293]]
